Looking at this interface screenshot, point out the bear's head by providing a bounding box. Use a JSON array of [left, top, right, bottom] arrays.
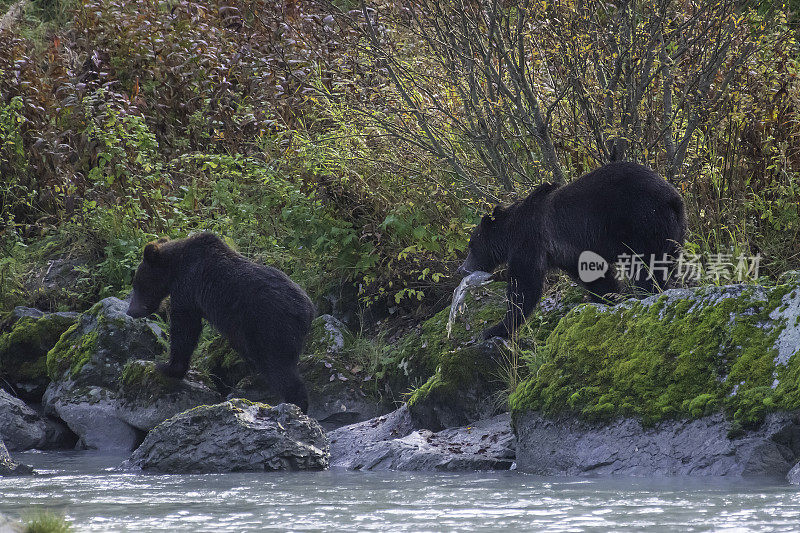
[[457, 205, 509, 276], [127, 237, 171, 318]]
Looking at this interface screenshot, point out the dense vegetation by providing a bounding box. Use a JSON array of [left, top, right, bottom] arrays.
[[1, 0, 799, 328]]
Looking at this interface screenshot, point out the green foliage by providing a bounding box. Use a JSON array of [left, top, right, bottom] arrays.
[[23, 510, 72, 533], [0, 227, 26, 310], [29, 0, 77, 25], [0, 96, 30, 218]]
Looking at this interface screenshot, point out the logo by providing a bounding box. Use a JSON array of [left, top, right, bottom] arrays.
[[578, 250, 608, 283]]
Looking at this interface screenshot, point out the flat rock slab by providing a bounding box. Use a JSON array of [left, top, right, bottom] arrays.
[[121, 400, 329, 473], [329, 406, 515, 471], [516, 411, 800, 477]]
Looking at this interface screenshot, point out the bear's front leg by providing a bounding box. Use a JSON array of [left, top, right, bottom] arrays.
[[484, 261, 544, 339], [158, 308, 202, 379]]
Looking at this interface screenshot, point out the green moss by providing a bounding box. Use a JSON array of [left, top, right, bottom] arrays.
[[45, 324, 97, 380], [119, 360, 172, 395], [510, 284, 798, 426], [306, 316, 354, 356], [0, 313, 77, 383], [405, 343, 492, 407], [369, 280, 579, 406]]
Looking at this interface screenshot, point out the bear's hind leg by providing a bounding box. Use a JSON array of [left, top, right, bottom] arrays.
[[244, 335, 310, 414], [266, 365, 309, 414]]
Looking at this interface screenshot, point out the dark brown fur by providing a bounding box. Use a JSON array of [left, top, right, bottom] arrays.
[[459, 162, 687, 338], [127, 232, 315, 413]]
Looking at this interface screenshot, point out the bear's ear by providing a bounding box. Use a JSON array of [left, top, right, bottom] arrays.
[[143, 243, 162, 265], [157, 237, 170, 244]]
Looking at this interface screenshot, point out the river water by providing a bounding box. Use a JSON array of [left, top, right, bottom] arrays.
[[1, 451, 799, 532]]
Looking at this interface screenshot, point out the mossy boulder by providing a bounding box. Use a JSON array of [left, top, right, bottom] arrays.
[[42, 297, 216, 450], [45, 298, 167, 386], [510, 280, 800, 428], [307, 314, 353, 356], [389, 281, 578, 430], [405, 340, 504, 431], [301, 314, 387, 427], [299, 349, 386, 429], [116, 360, 220, 431], [374, 282, 508, 406], [0, 308, 78, 401]]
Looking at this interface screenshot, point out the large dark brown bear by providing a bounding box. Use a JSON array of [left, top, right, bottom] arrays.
[[458, 161, 687, 339], [126, 232, 315, 413]]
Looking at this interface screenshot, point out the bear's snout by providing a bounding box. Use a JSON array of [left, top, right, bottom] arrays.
[[126, 290, 150, 318], [457, 251, 480, 277]]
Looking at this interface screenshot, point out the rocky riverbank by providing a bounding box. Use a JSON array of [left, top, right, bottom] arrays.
[[2, 277, 800, 481]]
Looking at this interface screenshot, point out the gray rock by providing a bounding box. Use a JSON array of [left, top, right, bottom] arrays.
[[330, 406, 514, 471], [788, 461, 800, 485], [330, 404, 418, 456], [115, 361, 220, 431], [44, 383, 142, 451], [44, 298, 219, 451], [121, 400, 329, 473], [308, 315, 349, 355], [0, 389, 72, 450], [0, 440, 32, 476], [515, 411, 800, 477]]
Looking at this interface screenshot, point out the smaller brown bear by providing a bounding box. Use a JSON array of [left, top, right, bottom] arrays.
[[126, 232, 315, 413]]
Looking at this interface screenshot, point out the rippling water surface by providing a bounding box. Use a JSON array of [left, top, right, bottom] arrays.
[[1, 451, 800, 531]]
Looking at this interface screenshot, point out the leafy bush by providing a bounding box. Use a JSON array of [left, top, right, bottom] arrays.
[[0, 0, 798, 320]]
